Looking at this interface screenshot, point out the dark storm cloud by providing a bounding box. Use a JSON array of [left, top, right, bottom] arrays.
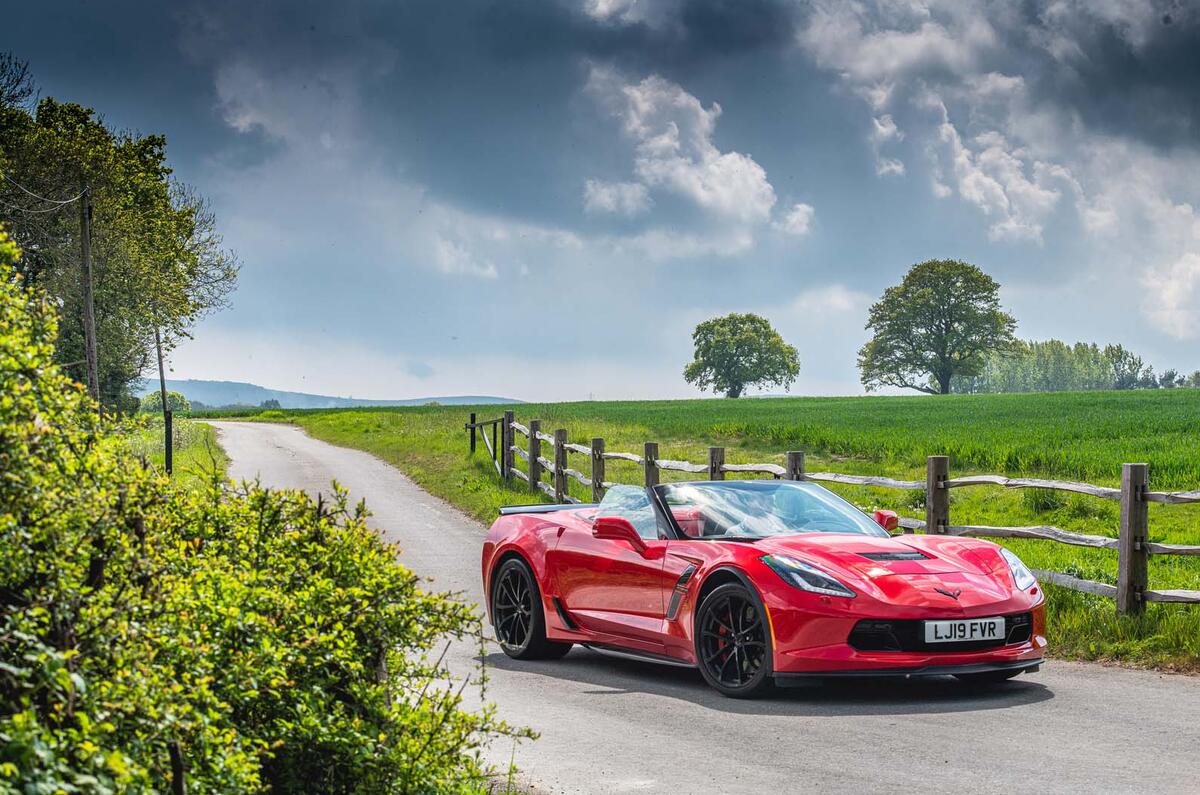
[[177, 0, 799, 217], [1033, 12, 1200, 151], [962, 1, 1200, 152]]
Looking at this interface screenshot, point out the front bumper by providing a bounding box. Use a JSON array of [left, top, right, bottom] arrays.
[[774, 657, 1043, 685], [764, 592, 1048, 675]]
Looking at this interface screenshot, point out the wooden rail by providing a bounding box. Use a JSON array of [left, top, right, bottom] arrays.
[[471, 414, 1200, 615]]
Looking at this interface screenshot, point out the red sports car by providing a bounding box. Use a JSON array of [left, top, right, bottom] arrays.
[[482, 480, 1046, 697]]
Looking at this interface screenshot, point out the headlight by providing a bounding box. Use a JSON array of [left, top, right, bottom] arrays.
[[761, 554, 855, 598], [1001, 548, 1037, 590]]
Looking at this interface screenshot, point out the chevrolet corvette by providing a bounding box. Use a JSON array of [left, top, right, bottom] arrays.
[[482, 480, 1046, 698]]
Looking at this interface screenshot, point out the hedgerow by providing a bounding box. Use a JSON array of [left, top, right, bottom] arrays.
[[0, 225, 523, 792]]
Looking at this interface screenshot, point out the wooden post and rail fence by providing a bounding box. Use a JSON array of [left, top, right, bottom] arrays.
[[466, 413, 1200, 616]]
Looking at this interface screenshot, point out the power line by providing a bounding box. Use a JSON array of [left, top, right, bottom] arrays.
[[0, 196, 77, 215], [1, 173, 86, 205]]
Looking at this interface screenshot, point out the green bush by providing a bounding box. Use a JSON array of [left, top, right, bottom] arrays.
[[0, 227, 522, 792]]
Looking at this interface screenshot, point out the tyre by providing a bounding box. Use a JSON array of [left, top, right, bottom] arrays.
[[695, 582, 773, 698], [954, 669, 1022, 685], [491, 557, 572, 660]]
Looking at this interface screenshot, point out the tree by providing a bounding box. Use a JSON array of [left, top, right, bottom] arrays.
[[951, 339, 1165, 394], [683, 313, 800, 398], [1159, 369, 1183, 389], [1104, 344, 1152, 390], [0, 53, 35, 110], [859, 259, 1016, 394], [139, 389, 191, 413], [259, 398, 282, 409], [1188, 371, 1200, 388], [0, 68, 238, 409]]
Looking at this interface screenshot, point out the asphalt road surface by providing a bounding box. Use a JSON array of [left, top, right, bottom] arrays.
[[209, 421, 1200, 795]]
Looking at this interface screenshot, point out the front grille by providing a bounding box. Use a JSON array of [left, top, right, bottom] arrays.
[[848, 612, 1033, 653]]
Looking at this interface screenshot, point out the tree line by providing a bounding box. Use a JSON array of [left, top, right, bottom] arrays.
[[0, 52, 237, 411], [683, 259, 1195, 397], [953, 340, 1200, 394]]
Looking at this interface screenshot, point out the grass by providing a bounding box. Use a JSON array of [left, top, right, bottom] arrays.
[[196, 390, 1200, 671], [126, 416, 229, 489]]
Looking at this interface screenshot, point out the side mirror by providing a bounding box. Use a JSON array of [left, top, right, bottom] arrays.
[[592, 516, 648, 554], [873, 509, 900, 532]]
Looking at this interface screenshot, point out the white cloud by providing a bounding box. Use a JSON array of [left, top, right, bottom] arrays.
[[1143, 252, 1200, 340], [773, 203, 815, 236], [797, 0, 1200, 339], [434, 237, 499, 279], [924, 93, 1066, 243], [610, 227, 756, 260], [587, 66, 778, 224], [799, 1, 995, 87], [790, 284, 871, 315], [583, 179, 652, 216], [870, 114, 906, 176]]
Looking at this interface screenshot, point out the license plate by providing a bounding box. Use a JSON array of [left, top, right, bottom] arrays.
[[924, 616, 1005, 644]]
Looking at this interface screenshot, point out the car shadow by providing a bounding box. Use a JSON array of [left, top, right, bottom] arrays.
[[481, 647, 1054, 716]]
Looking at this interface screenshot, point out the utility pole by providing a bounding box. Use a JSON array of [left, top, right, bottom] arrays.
[[154, 324, 172, 475], [78, 185, 100, 402]]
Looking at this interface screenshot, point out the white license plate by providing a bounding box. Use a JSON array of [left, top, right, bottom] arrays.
[[924, 616, 1005, 644]]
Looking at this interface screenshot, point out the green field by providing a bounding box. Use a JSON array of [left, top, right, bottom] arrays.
[[199, 390, 1200, 670]]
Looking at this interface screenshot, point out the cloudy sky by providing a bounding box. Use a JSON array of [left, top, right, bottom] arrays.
[[9, 1, 1200, 400]]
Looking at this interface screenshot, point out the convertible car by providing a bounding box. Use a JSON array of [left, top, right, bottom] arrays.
[[482, 480, 1046, 697]]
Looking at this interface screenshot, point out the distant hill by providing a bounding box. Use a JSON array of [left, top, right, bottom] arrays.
[[135, 379, 522, 410]]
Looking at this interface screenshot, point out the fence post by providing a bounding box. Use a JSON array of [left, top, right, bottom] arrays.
[[528, 419, 541, 494], [164, 409, 173, 476], [554, 429, 568, 503], [1117, 463, 1149, 616], [501, 410, 514, 482], [468, 412, 476, 454], [644, 442, 659, 487], [708, 447, 725, 481], [925, 455, 949, 534], [786, 451, 805, 481], [591, 438, 606, 503]]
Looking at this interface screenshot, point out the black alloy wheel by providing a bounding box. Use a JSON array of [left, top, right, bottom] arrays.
[[696, 582, 773, 698], [491, 558, 572, 660]]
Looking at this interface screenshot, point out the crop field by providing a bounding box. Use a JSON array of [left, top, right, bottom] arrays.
[[199, 389, 1200, 670]]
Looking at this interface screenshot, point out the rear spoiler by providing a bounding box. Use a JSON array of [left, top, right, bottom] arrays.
[[498, 503, 598, 516]]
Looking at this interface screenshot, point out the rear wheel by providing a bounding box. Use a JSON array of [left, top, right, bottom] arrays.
[[695, 582, 773, 698], [491, 558, 572, 660], [954, 670, 1022, 685]]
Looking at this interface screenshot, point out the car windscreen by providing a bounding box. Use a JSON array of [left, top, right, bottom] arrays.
[[656, 480, 888, 539], [596, 484, 663, 539]]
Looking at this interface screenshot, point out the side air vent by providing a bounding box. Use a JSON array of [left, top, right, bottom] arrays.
[[666, 564, 698, 621], [552, 597, 578, 630], [859, 550, 930, 561]]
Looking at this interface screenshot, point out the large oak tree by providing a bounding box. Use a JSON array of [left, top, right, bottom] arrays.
[[684, 313, 800, 398], [858, 259, 1016, 395]]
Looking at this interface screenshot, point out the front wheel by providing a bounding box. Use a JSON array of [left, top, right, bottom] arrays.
[[695, 582, 773, 698], [491, 557, 572, 660]]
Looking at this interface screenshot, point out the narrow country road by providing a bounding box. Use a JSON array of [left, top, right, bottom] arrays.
[[209, 421, 1200, 795]]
